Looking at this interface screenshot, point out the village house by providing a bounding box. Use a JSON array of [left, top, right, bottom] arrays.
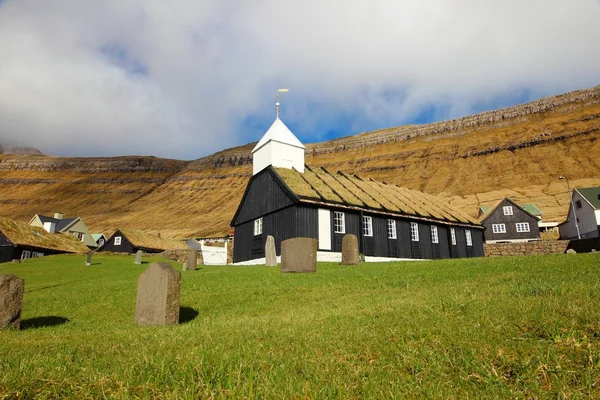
[[478, 198, 541, 243], [91, 233, 107, 247], [29, 212, 97, 248], [230, 115, 485, 264], [0, 216, 89, 263], [97, 228, 188, 254], [559, 187, 600, 239]]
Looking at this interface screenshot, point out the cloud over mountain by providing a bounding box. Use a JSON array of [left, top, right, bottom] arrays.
[[1, 0, 599, 159]]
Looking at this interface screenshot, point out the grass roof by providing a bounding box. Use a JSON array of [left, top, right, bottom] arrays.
[[119, 228, 188, 251], [0, 216, 89, 253], [274, 167, 480, 226]]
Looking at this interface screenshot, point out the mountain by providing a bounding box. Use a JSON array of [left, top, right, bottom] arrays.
[[1, 85, 599, 238]]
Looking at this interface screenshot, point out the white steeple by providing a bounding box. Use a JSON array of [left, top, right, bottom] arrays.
[[252, 89, 305, 175]]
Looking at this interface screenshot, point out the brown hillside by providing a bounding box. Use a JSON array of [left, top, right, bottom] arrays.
[[1, 85, 599, 237]]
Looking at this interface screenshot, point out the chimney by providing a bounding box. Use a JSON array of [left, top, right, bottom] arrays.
[[54, 212, 63, 220], [43, 221, 56, 233]]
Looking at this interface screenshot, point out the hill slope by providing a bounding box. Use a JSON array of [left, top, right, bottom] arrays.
[[1, 85, 599, 237]]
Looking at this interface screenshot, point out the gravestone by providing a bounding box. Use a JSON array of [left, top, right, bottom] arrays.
[[134, 250, 143, 264], [592, 249, 597, 253], [341, 234, 360, 265], [0, 274, 24, 329], [135, 263, 181, 326], [281, 237, 317, 273], [182, 262, 188, 272], [86, 251, 92, 266], [265, 235, 277, 266], [566, 249, 577, 254], [186, 250, 197, 271]]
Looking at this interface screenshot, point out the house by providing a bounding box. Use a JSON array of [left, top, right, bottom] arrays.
[[0, 216, 89, 263], [559, 187, 600, 239], [230, 116, 485, 264], [91, 233, 107, 248], [478, 198, 541, 243], [29, 212, 97, 248], [479, 202, 559, 232], [97, 228, 188, 254]]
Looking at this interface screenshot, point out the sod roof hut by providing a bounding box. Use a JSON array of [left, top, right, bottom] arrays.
[[97, 228, 188, 254], [0, 216, 89, 263]]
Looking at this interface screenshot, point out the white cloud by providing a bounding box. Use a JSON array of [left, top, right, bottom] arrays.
[[0, 0, 599, 158]]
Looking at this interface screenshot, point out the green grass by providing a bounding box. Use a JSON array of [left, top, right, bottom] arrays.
[[1, 253, 599, 399]]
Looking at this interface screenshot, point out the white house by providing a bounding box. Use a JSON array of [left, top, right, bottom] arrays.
[[559, 187, 600, 239]]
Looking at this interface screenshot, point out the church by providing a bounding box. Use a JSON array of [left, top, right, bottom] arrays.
[[230, 98, 484, 264]]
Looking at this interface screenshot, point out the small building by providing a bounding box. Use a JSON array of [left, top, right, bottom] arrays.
[[0, 216, 89, 263], [97, 228, 188, 254], [91, 233, 107, 248], [559, 187, 600, 239], [478, 198, 541, 243], [230, 114, 484, 264], [29, 212, 97, 248]]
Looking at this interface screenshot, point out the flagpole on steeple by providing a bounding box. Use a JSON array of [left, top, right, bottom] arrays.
[[276, 86, 289, 119]]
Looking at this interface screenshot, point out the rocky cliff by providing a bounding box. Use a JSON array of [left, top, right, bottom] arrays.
[[1, 85, 599, 238]]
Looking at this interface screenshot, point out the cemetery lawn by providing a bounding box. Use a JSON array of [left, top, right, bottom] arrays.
[[1, 254, 599, 399]]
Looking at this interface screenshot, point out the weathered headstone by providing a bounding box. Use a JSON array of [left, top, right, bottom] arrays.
[[265, 235, 277, 266], [280, 237, 317, 273], [134, 250, 143, 264], [135, 263, 181, 326], [182, 262, 188, 272], [86, 251, 92, 266], [186, 250, 197, 271], [0, 274, 24, 329], [566, 249, 577, 254], [341, 234, 360, 265]]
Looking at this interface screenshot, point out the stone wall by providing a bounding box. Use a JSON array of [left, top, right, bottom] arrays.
[[484, 241, 569, 257], [158, 249, 204, 264]]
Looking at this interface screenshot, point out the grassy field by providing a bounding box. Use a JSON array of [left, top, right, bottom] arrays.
[[1, 253, 599, 399]]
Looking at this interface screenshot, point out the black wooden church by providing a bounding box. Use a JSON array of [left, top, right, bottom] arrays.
[[231, 116, 484, 263]]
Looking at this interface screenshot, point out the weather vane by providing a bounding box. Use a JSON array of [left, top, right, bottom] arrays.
[[276, 86, 289, 119]]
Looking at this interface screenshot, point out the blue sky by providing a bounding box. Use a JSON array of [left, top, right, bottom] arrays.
[[0, 0, 599, 159]]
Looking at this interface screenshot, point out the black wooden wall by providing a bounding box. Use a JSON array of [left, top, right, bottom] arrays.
[[233, 205, 318, 263], [232, 169, 295, 226], [481, 199, 540, 242], [98, 230, 137, 254]]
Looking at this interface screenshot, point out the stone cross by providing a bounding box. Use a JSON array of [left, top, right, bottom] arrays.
[[281, 237, 317, 273], [134, 250, 143, 264], [86, 251, 92, 266], [341, 234, 360, 265], [265, 235, 277, 266], [186, 250, 197, 271], [135, 263, 181, 326], [0, 274, 24, 329]]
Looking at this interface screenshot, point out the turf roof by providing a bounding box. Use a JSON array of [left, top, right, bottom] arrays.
[[273, 167, 480, 226], [118, 228, 188, 251], [0, 216, 89, 253]]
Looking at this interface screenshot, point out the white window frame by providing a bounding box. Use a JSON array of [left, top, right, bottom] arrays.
[[503, 206, 513, 216], [362, 216, 373, 237], [410, 222, 419, 242], [430, 226, 439, 244], [21, 250, 31, 260], [516, 222, 530, 233], [387, 219, 397, 239], [254, 218, 263, 236], [450, 228, 456, 245], [334, 212, 345, 234], [114, 236, 122, 246], [492, 223, 506, 234], [465, 230, 473, 246]]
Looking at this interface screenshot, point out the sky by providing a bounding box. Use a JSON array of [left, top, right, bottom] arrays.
[[0, 0, 599, 160]]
